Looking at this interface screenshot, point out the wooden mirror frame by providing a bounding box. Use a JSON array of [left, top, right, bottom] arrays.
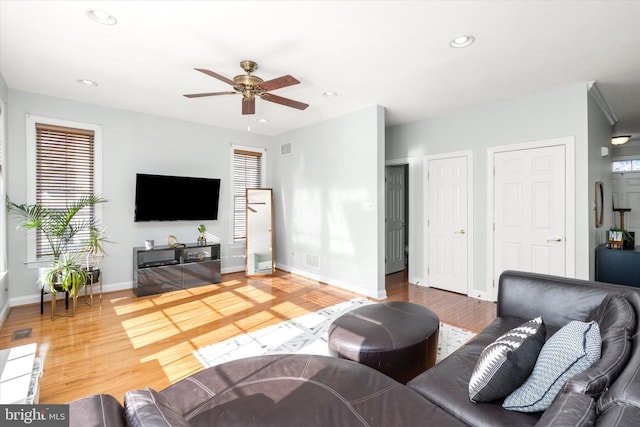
[[595, 181, 604, 228], [245, 188, 275, 276]]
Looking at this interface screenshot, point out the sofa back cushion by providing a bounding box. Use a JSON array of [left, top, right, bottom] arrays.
[[497, 271, 615, 329], [564, 295, 635, 396]]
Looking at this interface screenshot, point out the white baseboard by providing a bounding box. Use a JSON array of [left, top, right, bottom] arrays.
[[276, 263, 386, 300]]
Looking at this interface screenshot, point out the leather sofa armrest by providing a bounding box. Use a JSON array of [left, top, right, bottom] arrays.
[[69, 394, 126, 427], [535, 392, 595, 427], [497, 271, 614, 328]]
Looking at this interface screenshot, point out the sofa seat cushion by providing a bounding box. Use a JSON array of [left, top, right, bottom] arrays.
[[69, 394, 126, 427], [161, 354, 467, 427], [469, 316, 546, 402], [564, 295, 635, 396], [124, 388, 190, 427], [503, 321, 601, 412], [408, 316, 543, 427]]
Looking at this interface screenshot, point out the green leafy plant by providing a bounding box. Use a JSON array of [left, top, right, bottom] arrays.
[[41, 253, 88, 296], [198, 224, 206, 234], [609, 226, 633, 241], [8, 195, 108, 295]]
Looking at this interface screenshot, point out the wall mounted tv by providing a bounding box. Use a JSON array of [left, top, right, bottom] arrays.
[[134, 173, 221, 222]]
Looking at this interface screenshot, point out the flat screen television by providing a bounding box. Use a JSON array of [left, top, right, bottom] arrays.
[[135, 173, 221, 222]]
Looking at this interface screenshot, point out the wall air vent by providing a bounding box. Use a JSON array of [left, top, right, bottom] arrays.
[[281, 142, 293, 156], [305, 254, 320, 269]]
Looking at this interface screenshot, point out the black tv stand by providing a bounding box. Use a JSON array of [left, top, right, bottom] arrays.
[[133, 243, 221, 296]]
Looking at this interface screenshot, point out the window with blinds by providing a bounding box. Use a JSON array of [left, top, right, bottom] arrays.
[[35, 123, 95, 257], [233, 149, 263, 241]]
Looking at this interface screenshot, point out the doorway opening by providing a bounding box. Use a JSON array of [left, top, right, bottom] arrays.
[[385, 164, 409, 275]]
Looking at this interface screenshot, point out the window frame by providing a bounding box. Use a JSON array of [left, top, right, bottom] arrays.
[[0, 101, 6, 275], [25, 114, 103, 265], [612, 156, 640, 173], [230, 145, 266, 244]]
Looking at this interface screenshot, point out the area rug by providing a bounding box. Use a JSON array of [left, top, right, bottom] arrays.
[[194, 298, 477, 369]]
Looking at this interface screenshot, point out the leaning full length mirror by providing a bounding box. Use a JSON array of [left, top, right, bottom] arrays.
[[246, 188, 274, 276]]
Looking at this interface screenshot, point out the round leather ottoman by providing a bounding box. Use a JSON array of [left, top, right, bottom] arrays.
[[328, 301, 439, 384]]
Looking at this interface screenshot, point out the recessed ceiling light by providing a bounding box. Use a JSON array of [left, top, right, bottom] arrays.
[[85, 9, 118, 25], [450, 35, 475, 48], [77, 79, 98, 87], [322, 91, 338, 97], [257, 118, 269, 124]]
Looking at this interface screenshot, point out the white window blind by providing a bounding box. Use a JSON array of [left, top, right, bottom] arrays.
[[233, 149, 262, 241], [35, 123, 95, 257]]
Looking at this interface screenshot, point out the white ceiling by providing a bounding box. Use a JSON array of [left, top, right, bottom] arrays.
[[1, 1, 640, 139]]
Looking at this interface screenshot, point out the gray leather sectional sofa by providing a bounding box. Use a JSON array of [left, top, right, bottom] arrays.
[[70, 271, 640, 426]]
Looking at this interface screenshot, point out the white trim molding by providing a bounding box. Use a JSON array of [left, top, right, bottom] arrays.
[[587, 81, 617, 126]]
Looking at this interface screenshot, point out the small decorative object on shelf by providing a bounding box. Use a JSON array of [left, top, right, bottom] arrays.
[[197, 224, 207, 246], [167, 235, 178, 248], [607, 226, 629, 250]]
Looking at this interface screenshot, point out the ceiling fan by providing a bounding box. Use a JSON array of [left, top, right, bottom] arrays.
[[184, 60, 309, 115]]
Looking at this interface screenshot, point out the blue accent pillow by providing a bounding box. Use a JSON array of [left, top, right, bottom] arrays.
[[503, 320, 601, 412]]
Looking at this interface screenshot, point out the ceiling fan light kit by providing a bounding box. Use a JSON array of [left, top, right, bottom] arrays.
[[611, 135, 631, 145], [184, 60, 309, 116]]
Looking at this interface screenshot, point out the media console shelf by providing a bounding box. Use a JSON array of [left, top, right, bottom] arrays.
[[133, 243, 221, 296]]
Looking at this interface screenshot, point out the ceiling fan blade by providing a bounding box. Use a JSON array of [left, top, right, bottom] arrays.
[[184, 91, 237, 98], [194, 68, 236, 86], [257, 75, 300, 92], [242, 98, 256, 115], [260, 93, 309, 110]]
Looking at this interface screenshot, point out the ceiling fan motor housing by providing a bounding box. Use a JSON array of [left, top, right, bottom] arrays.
[[233, 74, 264, 99]]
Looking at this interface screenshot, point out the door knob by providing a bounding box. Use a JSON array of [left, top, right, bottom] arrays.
[[547, 236, 562, 242], [454, 229, 466, 235]]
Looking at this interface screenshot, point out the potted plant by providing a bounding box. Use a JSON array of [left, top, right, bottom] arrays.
[[608, 226, 633, 249], [41, 253, 88, 296], [8, 195, 107, 298], [197, 224, 207, 246]]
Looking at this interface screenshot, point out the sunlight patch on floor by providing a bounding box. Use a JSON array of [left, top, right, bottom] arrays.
[[121, 311, 181, 348]]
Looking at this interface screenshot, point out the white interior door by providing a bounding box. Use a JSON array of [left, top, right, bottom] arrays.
[[385, 166, 405, 274], [493, 145, 566, 284], [426, 155, 469, 294]]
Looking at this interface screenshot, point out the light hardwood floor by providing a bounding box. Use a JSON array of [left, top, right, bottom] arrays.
[[0, 270, 496, 404]]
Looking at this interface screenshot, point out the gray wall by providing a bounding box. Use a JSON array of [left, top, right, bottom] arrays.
[[386, 83, 592, 298], [273, 105, 386, 298], [6, 89, 272, 305], [587, 92, 615, 279]]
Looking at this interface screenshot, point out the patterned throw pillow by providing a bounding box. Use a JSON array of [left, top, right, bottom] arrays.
[[469, 317, 546, 402], [503, 320, 601, 412]]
